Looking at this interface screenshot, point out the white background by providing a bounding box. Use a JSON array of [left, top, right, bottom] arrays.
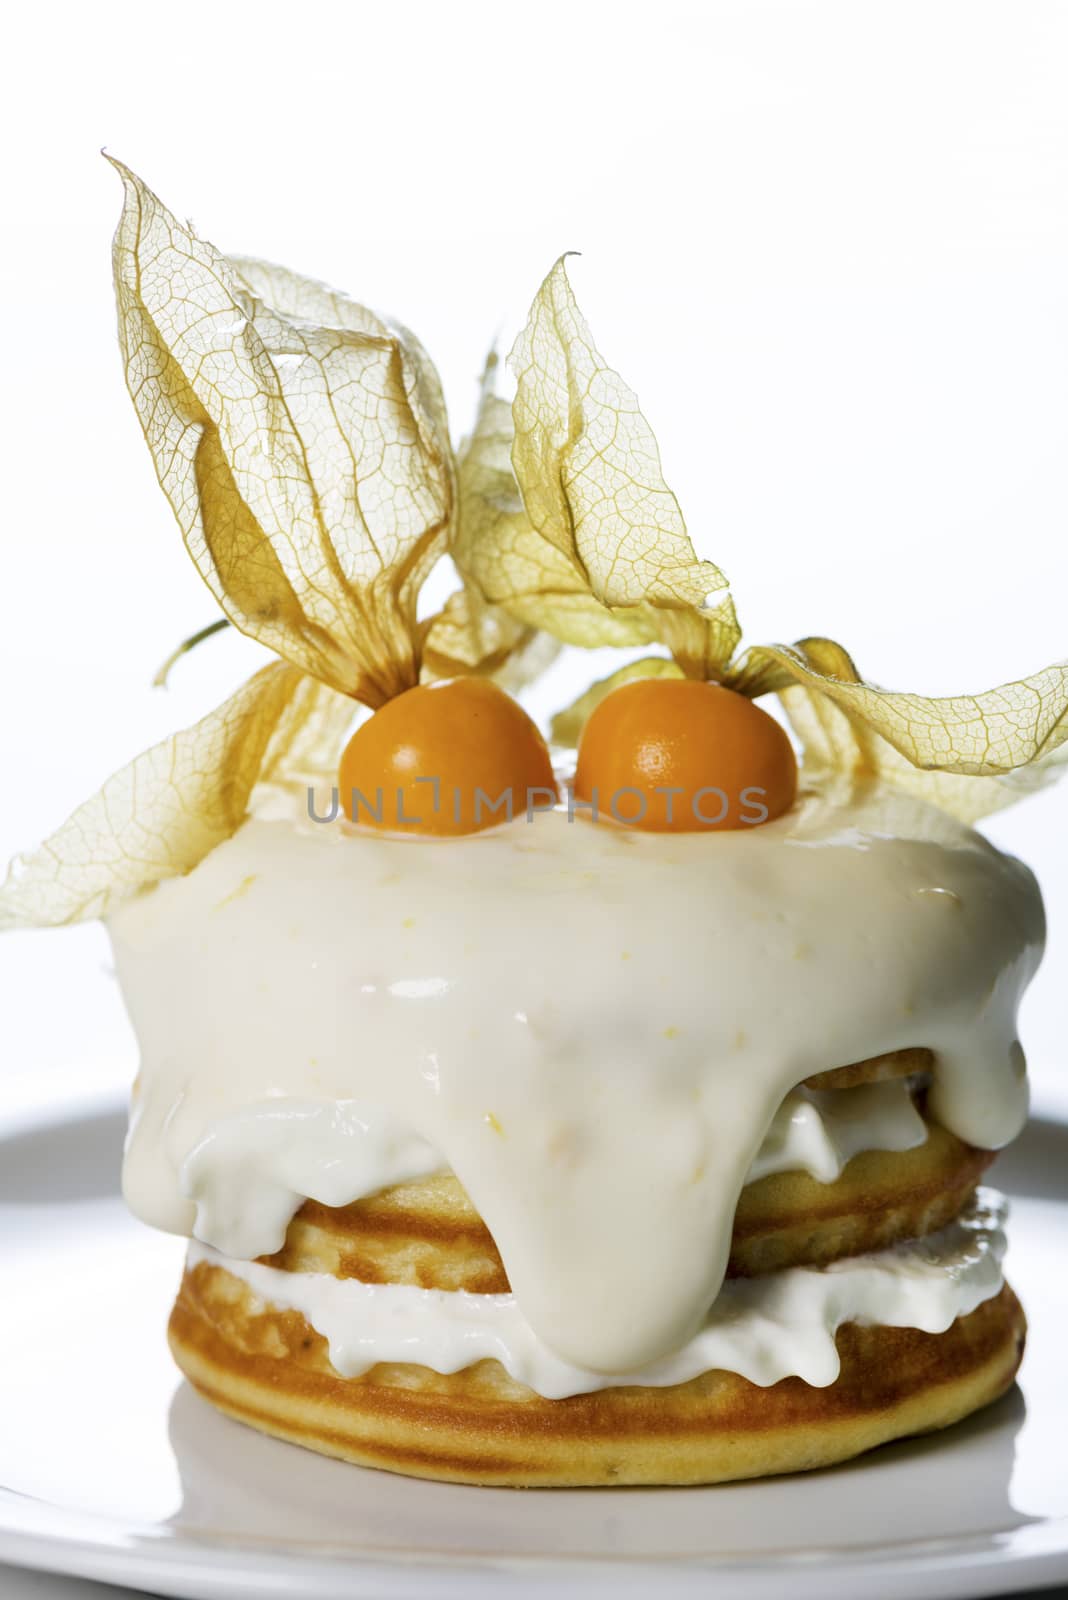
[[3, 0, 1068, 1122]]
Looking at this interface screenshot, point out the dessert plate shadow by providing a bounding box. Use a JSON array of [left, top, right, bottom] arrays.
[[1, 1095, 1067, 1600]]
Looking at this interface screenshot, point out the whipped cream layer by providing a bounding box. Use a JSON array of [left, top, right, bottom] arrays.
[[110, 787, 1043, 1373], [187, 1189, 1008, 1398]]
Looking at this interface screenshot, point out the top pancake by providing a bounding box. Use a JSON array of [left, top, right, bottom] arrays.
[[259, 1051, 991, 1292]]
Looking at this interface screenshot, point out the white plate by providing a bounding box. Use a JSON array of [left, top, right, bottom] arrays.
[[1, 1098, 1067, 1600]]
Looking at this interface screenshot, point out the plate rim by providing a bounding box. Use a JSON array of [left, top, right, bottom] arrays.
[[3, 1496, 1068, 1600]]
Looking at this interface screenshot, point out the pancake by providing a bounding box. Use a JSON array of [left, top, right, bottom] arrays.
[[260, 1114, 991, 1290], [729, 1121, 991, 1277], [170, 1265, 1024, 1487], [804, 1046, 932, 1091], [171, 1119, 1010, 1486]]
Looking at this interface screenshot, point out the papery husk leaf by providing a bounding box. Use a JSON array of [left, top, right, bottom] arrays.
[[110, 162, 454, 709], [507, 258, 740, 665], [420, 358, 563, 687], [491, 629, 564, 696], [0, 665, 346, 929], [421, 366, 557, 679], [550, 657, 684, 747], [228, 255, 452, 470], [421, 585, 520, 677], [741, 637, 1068, 822], [449, 353, 654, 647], [659, 597, 745, 682], [227, 256, 390, 334], [420, 584, 559, 690], [256, 673, 358, 787]]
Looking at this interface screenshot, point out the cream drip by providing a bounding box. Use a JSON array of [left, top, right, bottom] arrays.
[[186, 1189, 1008, 1396], [109, 787, 1043, 1372], [179, 1077, 928, 1261]]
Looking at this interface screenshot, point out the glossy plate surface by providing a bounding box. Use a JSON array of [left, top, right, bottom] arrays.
[[2, 1097, 1067, 1600]]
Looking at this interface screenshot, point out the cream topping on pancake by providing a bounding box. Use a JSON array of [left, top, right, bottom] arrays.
[[176, 1077, 928, 1263], [185, 1189, 1008, 1396], [110, 786, 1043, 1372]]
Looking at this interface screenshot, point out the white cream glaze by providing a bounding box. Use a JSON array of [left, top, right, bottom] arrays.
[[180, 1102, 442, 1261], [109, 786, 1043, 1373], [745, 1077, 927, 1183], [179, 1078, 928, 1261], [186, 1188, 1008, 1398]]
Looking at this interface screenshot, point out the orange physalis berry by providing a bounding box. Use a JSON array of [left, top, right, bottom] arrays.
[[338, 678, 557, 836], [573, 678, 797, 832]]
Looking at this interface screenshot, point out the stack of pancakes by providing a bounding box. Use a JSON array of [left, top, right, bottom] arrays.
[[169, 1048, 1024, 1486]]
